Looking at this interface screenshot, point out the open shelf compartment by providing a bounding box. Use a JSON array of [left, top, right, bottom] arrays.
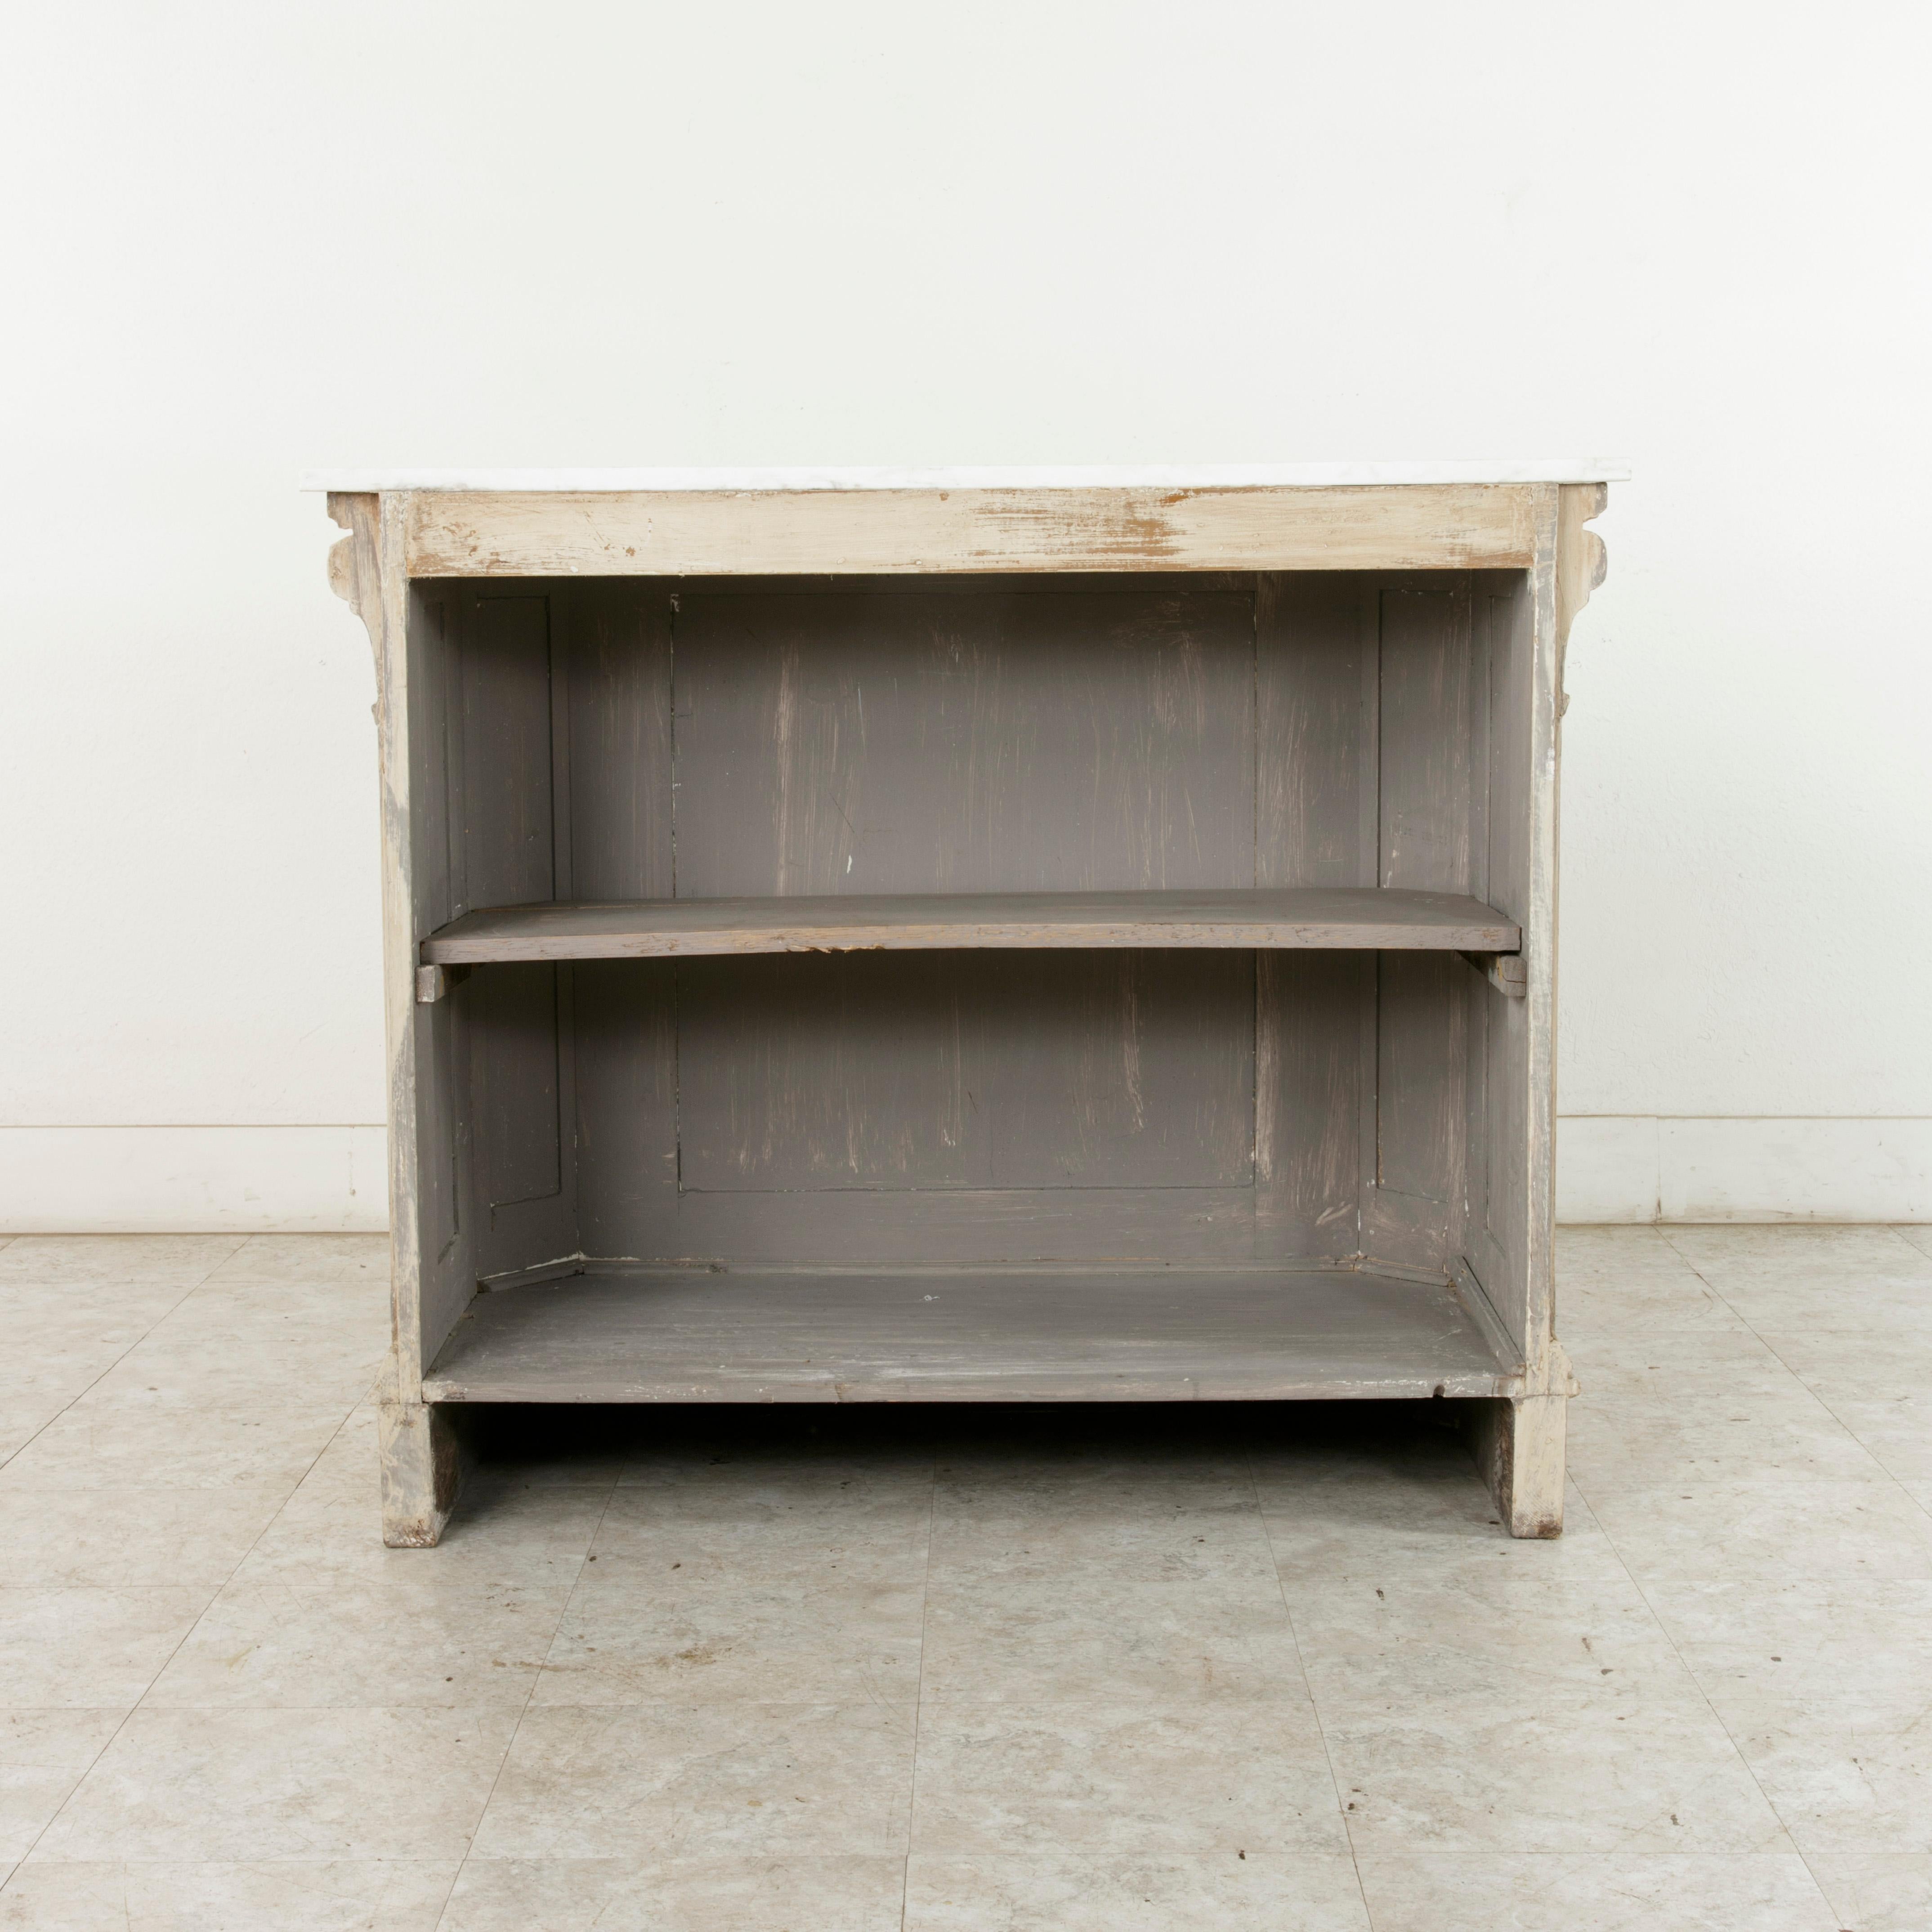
[[422, 1265, 1524, 1404]]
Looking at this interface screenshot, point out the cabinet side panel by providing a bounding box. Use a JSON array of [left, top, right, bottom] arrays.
[[1253, 572, 1372, 1261], [457, 587, 577, 1277], [1365, 579, 1472, 1274], [405, 581, 475, 1377], [1467, 563, 1547, 1355]]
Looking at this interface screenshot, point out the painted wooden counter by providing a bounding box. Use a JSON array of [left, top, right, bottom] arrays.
[[314, 465, 1613, 1542]]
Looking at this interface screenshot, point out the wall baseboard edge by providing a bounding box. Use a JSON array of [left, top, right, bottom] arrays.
[[1558, 1116, 1932, 1224]]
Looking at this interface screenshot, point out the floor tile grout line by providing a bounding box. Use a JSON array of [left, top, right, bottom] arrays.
[[899, 1437, 939, 1932], [0, 1342, 376, 1892], [1621, 1230, 1890, 1908], [1656, 1227, 1932, 1532], [0, 1236, 252, 1475], [1244, 1437, 1377, 1931], [1563, 1456, 1821, 1873], [1708, 1233, 1932, 1530], [431, 1455, 628, 1931], [0, 1238, 255, 1897]]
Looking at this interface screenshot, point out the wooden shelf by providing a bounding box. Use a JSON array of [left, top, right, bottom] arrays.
[[421, 1266, 1524, 1404], [422, 887, 1519, 965]]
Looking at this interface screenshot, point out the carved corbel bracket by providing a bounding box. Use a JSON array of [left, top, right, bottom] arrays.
[[1555, 481, 1610, 717], [326, 491, 384, 667], [1556, 482, 1609, 644]]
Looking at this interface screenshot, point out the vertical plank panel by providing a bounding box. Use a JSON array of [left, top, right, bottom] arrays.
[[1467, 569, 1540, 1348], [572, 959, 680, 1258], [1368, 579, 1472, 1270], [565, 583, 675, 900], [462, 593, 555, 910], [673, 579, 1255, 894], [674, 949, 1252, 1194], [459, 589, 574, 1273], [403, 578, 474, 1370], [1254, 573, 1371, 1261]]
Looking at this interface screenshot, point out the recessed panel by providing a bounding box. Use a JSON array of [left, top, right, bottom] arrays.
[[675, 948, 1256, 1193], [671, 580, 1256, 896]]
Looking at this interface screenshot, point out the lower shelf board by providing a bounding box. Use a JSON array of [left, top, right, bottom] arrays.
[[420, 1266, 1524, 1404]]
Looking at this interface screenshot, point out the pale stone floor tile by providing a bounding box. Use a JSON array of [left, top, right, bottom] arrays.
[[903, 1852, 1372, 1930], [1897, 1225, 1932, 1261], [1254, 1451, 1625, 1583], [235, 1466, 613, 1592], [0, 1590, 210, 1708], [1573, 1326, 1842, 1397], [103, 1319, 386, 1391], [595, 1464, 934, 1543], [1282, 1561, 1687, 1704], [534, 1548, 924, 1709], [1726, 1700, 1932, 1857], [1663, 1227, 1932, 1331], [32, 1707, 519, 1862], [1568, 1399, 1891, 1487], [1758, 1330, 1932, 1486], [0, 1857, 457, 1929], [1645, 1577, 1932, 1722], [1558, 1225, 1701, 1270], [0, 1486, 293, 1589], [142, 1575, 572, 1709], [916, 1577, 1304, 1710], [1579, 1476, 1932, 1583], [9, 1228, 1932, 1912], [0, 1394, 358, 1494], [928, 1469, 1265, 1549], [0, 1299, 180, 1365], [1555, 1228, 1753, 1342], [0, 1301, 193, 1429], [92, 1307, 388, 1402], [132, 1282, 386, 1349], [200, 1233, 392, 1288], [440, 1855, 908, 1931], [0, 1710, 124, 1863], [918, 1521, 1302, 1708], [927, 1443, 1256, 1528], [908, 1700, 1346, 1855], [1352, 1852, 1839, 1930], [1319, 1686, 1790, 1854], [470, 1703, 917, 1860], [1807, 1852, 1932, 1932], [0, 1237, 246, 1291]]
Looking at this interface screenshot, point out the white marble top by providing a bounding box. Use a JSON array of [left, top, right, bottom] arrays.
[[302, 461, 1627, 494]]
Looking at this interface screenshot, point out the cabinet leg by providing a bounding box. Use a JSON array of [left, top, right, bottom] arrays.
[[1464, 1393, 1568, 1538], [378, 1400, 470, 1547]]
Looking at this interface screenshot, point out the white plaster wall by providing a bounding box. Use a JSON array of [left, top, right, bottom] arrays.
[[2, 1, 1928, 1228]]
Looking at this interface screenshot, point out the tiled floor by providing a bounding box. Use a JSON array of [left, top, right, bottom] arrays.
[[1, 1229, 1929, 1928]]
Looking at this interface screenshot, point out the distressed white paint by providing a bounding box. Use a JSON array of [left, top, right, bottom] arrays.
[[302, 461, 1628, 492], [1, 4, 1927, 1227]]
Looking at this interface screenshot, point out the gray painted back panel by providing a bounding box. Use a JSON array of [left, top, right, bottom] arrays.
[[417, 570, 1514, 1288]]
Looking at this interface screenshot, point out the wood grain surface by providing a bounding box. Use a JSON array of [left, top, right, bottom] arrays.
[[422, 1265, 1524, 1404], [422, 886, 1521, 963]]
